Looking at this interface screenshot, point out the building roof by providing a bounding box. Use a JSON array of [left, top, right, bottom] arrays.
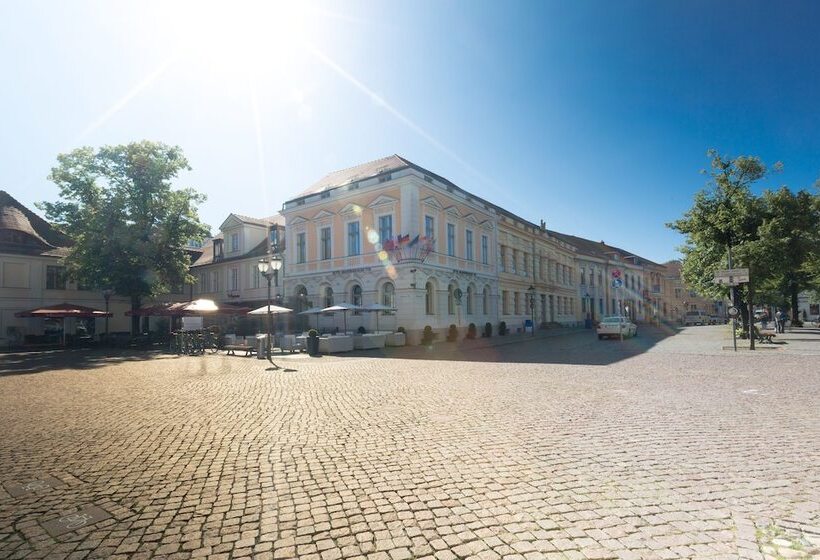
[[231, 213, 285, 227], [0, 190, 72, 256], [546, 231, 663, 268], [296, 155, 412, 197]]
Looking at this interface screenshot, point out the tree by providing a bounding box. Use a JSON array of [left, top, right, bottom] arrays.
[[39, 141, 209, 334], [755, 187, 820, 322], [668, 149, 771, 334]]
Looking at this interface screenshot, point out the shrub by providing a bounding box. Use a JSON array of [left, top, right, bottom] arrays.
[[357, 326, 366, 334], [446, 324, 458, 342], [483, 322, 492, 337], [499, 321, 507, 336], [466, 323, 477, 339], [308, 329, 319, 338], [397, 326, 406, 333], [421, 325, 435, 345]]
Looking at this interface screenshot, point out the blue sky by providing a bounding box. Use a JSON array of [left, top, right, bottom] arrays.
[[1, 0, 818, 263]]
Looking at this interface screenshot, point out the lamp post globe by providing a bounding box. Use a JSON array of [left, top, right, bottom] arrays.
[[258, 259, 276, 362]]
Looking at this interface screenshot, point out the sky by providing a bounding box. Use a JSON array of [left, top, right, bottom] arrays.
[[1, 0, 819, 264]]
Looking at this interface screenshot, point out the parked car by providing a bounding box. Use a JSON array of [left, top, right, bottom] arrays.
[[708, 315, 724, 325], [683, 310, 709, 326], [596, 316, 637, 339]]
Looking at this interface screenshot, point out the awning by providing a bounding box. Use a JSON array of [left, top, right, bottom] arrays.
[[15, 303, 113, 319]]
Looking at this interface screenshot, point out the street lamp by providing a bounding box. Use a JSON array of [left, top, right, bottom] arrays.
[[258, 255, 283, 365], [527, 285, 535, 337], [102, 288, 113, 343]]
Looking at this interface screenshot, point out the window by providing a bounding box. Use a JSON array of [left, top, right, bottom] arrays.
[[250, 264, 261, 289], [382, 282, 395, 309], [425, 215, 435, 247], [296, 232, 306, 264], [378, 215, 393, 243], [555, 262, 560, 282], [466, 286, 473, 314], [483, 286, 490, 315], [511, 249, 517, 273], [448, 284, 455, 314], [522, 252, 528, 275], [46, 266, 67, 290], [347, 221, 360, 256], [581, 267, 586, 286], [320, 227, 331, 260], [211, 271, 220, 292], [502, 290, 509, 314], [230, 232, 240, 253], [200, 272, 210, 293], [447, 223, 455, 257], [481, 235, 488, 265], [598, 270, 603, 287], [500, 246, 507, 272], [352, 284, 362, 306], [589, 269, 595, 287], [270, 228, 280, 251], [425, 282, 435, 315], [229, 268, 238, 291], [514, 292, 520, 315], [466, 230, 473, 261], [324, 287, 334, 308]]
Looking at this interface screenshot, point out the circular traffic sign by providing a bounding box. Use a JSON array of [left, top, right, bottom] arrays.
[[611, 269, 622, 279], [728, 306, 739, 317]]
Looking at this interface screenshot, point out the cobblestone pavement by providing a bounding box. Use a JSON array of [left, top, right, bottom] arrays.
[[1, 326, 819, 559]]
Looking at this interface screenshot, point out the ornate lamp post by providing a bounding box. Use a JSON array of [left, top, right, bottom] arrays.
[[257, 255, 283, 363], [527, 285, 536, 337], [102, 288, 113, 343]]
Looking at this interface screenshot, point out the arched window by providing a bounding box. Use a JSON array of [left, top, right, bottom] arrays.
[[448, 284, 455, 315], [352, 284, 362, 306], [425, 282, 435, 315], [466, 286, 473, 314], [324, 287, 334, 308], [483, 286, 490, 315], [382, 282, 395, 309], [294, 285, 308, 312]]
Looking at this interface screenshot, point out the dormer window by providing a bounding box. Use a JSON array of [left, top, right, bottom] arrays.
[[230, 232, 240, 253], [213, 239, 224, 261]]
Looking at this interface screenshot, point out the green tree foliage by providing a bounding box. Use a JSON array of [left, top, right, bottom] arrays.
[[39, 141, 209, 333], [669, 149, 820, 329]]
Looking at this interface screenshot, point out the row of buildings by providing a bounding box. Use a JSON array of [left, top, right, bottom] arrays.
[[1, 155, 743, 345]]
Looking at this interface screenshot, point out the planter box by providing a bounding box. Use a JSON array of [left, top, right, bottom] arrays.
[[318, 335, 354, 353], [385, 332, 406, 347], [353, 334, 386, 350]]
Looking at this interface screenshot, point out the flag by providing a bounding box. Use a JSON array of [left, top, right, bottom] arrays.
[[408, 235, 420, 247]]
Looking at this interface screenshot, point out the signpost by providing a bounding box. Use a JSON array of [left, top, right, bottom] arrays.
[[611, 269, 623, 341], [714, 269, 750, 352]]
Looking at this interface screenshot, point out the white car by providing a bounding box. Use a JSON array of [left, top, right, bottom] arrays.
[[596, 316, 637, 339]]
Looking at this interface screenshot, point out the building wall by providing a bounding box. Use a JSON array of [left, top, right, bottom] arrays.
[[0, 252, 132, 341]]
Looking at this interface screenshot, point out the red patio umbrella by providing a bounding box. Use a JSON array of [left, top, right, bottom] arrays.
[[15, 302, 112, 318]]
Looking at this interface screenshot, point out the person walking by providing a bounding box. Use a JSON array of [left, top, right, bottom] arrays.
[[775, 309, 784, 333]]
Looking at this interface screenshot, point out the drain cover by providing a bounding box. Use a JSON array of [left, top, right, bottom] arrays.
[[40, 505, 111, 537], [4, 475, 65, 498]]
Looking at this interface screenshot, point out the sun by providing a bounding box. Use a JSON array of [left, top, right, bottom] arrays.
[[168, 0, 311, 77]]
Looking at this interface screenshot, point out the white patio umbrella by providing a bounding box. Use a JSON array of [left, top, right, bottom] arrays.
[[321, 303, 362, 334], [362, 303, 396, 333], [298, 306, 326, 330], [247, 304, 294, 315]]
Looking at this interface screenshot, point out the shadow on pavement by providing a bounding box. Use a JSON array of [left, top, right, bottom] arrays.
[[0, 348, 168, 377], [343, 323, 681, 365]]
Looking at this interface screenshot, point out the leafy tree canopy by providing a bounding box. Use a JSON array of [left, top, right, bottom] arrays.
[[39, 141, 209, 311]]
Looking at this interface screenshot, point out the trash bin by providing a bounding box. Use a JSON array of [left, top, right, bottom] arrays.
[[256, 334, 268, 359]]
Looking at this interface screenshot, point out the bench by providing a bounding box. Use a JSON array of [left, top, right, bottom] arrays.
[[224, 344, 255, 356], [756, 329, 777, 344]]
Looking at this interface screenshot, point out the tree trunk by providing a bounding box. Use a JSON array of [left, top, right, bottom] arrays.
[[131, 296, 141, 336], [790, 286, 799, 323]]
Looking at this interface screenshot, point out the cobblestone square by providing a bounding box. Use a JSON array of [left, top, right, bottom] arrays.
[[1, 326, 819, 559]]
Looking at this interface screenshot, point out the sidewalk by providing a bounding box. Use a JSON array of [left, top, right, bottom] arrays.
[[722, 324, 820, 354]]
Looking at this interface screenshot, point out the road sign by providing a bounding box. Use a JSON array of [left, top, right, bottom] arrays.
[[728, 306, 739, 317], [611, 269, 622, 279], [713, 268, 749, 286], [611, 278, 623, 289]]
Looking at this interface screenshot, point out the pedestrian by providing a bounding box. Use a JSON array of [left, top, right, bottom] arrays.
[[775, 310, 784, 333]]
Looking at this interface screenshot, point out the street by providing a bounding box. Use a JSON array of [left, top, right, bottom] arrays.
[[1, 326, 819, 559]]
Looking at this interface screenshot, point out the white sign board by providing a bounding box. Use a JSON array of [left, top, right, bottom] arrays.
[[182, 316, 203, 331], [713, 268, 749, 286]]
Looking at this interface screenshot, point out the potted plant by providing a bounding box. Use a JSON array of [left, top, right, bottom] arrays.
[[421, 325, 435, 346], [447, 324, 458, 342], [466, 323, 477, 339], [499, 321, 507, 336], [483, 322, 492, 338], [307, 329, 320, 355]]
